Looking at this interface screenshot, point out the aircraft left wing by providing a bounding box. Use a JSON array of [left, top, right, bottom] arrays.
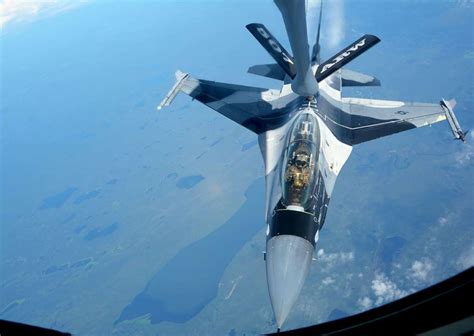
[[158, 70, 284, 134], [339, 97, 465, 144]]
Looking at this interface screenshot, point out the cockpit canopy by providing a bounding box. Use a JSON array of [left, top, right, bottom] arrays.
[[281, 113, 320, 210]]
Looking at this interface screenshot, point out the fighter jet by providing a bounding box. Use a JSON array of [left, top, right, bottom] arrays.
[[158, 0, 465, 330]]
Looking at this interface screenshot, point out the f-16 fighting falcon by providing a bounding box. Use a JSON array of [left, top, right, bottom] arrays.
[[158, 0, 465, 331]]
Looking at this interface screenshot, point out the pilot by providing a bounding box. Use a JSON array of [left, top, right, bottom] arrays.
[[285, 149, 310, 190]]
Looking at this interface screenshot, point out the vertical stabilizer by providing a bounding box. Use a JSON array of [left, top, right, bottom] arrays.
[[310, 0, 324, 64], [274, 0, 318, 96]]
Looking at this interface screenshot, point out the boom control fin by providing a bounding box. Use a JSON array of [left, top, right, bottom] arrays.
[[316, 34, 380, 83], [246, 23, 296, 79]]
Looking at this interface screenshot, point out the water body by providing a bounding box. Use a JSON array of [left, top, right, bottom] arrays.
[[71, 257, 93, 268], [135, 99, 145, 109], [392, 155, 410, 170], [106, 179, 118, 185], [74, 224, 87, 235], [327, 308, 349, 321], [44, 263, 69, 275], [74, 190, 100, 205], [195, 151, 206, 160], [210, 138, 222, 147], [39, 187, 78, 210], [166, 173, 178, 180], [84, 223, 119, 241], [43, 257, 93, 275], [0, 299, 25, 316], [116, 177, 264, 325], [176, 175, 204, 189], [377, 236, 407, 272], [241, 139, 258, 152], [61, 214, 76, 224]]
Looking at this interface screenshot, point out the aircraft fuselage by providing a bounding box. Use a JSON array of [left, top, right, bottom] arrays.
[[262, 100, 338, 326]]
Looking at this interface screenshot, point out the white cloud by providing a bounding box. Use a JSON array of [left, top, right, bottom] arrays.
[[358, 273, 410, 311], [316, 248, 325, 258], [322, 276, 335, 285], [316, 248, 354, 265], [454, 131, 474, 165], [0, 0, 86, 29], [457, 244, 474, 270], [438, 216, 448, 225], [371, 273, 408, 306], [358, 296, 373, 310], [409, 260, 433, 282]]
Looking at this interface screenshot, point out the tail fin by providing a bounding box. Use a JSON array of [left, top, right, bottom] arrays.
[[310, 0, 324, 64]]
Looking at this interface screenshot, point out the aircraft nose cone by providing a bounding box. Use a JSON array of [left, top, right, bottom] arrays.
[[266, 235, 313, 328]]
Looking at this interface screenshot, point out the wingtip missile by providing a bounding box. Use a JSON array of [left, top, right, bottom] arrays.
[[440, 98, 466, 142], [157, 70, 189, 110]]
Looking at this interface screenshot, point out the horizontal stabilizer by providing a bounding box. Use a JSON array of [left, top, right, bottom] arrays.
[[246, 23, 297, 79], [316, 34, 380, 83], [248, 63, 287, 81], [341, 69, 380, 87]]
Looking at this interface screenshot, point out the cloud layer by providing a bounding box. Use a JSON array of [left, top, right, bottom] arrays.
[[454, 131, 474, 165], [409, 260, 434, 282], [0, 0, 85, 29], [457, 244, 474, 270]]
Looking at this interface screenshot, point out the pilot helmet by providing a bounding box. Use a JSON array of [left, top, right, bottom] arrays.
[[295, 152, 309, 168]]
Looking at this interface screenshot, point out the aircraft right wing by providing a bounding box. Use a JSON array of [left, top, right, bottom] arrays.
[[158, 70, 288, 134], [338, 97, 465, 144]]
